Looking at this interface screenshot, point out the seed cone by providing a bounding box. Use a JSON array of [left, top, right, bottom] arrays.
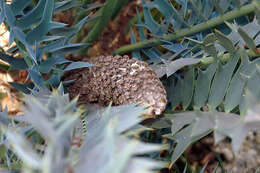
[[65, 55, 167, 118]]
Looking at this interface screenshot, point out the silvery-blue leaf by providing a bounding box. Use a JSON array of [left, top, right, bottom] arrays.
[[64, 61, 92, 71]]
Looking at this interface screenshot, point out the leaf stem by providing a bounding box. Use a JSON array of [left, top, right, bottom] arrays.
[[200, 48, 260, 66], [113, 2, 260, 55]]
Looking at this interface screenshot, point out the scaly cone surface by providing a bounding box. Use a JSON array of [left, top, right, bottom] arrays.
[[65, 55, 167, 118]]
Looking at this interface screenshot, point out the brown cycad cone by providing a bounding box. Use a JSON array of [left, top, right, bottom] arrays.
[[65, 55, 167, 118]]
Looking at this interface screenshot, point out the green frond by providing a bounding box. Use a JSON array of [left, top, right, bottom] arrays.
[[0, 87, 164, 172], [165, 21, 260, 113], [0, 0, 92, 92]]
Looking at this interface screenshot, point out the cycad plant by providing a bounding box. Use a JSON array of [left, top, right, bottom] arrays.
[[0, 85, 163, 172], [0, 0, 93, 92], [0, 0, 164, 172], [114, 0, 260, 170], [0, 0, 260, 172]]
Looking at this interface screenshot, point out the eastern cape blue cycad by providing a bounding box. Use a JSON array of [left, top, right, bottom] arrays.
[[115, 0, 258, 55], [116, 0, 260, 167], [75, 105, 165, 173], [0, 0, 92, 93], [148, 22, 260, 166], [0, 85, 81, 171], [120, 0, 260, 82], [0, 86, 164, 173], [165, 20, 260, 112], [151, 89, 260, 164]]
